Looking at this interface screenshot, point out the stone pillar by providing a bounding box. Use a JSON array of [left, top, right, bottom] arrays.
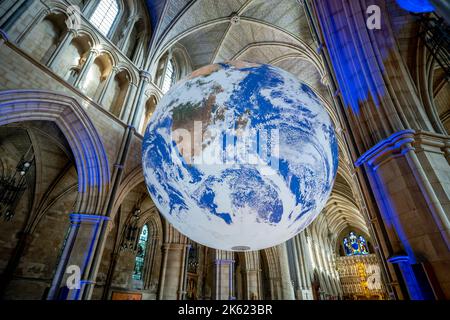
[[387, 255, 429, 300], [180, 244, 191, 300], [47, 30, 75, 69], [120, 82, 138, 122], [308, 236, 327, 294], [127, 70, 151, 127], [356, 130, 450, 299], [98, 67, 118, 106], [47, 213, 109, 300], [0, 0, 30, 32], [0, 1, 19, 25], [313, 0, 450, 299], [278, 243, 295, 300], [213, 250, 235, 300], [157, 243, 185, 300], [314, 240, 334, 296], [323, 240, 340, 298], [73, 49, 97, 89], [286, 238, 302, 299], [303, 234, 315, 292], [299, 232, 314, 296], [244, 269, 262, 299]]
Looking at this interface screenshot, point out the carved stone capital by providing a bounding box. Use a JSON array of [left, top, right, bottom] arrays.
[[140, 70, 152, 82], [355, 130, 415, 169]]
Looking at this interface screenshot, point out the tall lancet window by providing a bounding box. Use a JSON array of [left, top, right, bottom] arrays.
[[343, 231, 369, 256], [161, 59, 175, 94], [132, 224, 148, 280], [89, 0, 119, 36]]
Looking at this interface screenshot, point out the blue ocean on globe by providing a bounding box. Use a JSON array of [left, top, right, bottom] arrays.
[[142, 61, 338, 251]]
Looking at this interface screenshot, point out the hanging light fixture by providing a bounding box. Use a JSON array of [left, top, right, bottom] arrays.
[[0, 146, 34, 221], [120, 206, 141, 251]]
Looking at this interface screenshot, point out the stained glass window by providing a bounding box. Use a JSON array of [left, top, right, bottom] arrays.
[[161, 59, 175, 94], [343, 231, 369, 256], [89, 0, 119, 36], [132, 224, 148, 280]]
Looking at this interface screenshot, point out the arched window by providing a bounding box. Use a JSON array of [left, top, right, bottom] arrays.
[[89, 0, 119, 36], [161, 59, 175, 94], [343, 231, 369, 256], [132, 224, 148, 280]]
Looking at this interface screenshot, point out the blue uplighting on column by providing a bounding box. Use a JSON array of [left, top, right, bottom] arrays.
[[356, 130, 437, 299], [315, 0, 387, 115], [395, 0, 435, 13], [355, 130, 417, 256], [355, 130, 415, 167], [69, 213, 109, 300], [387, 255, 433, 300]]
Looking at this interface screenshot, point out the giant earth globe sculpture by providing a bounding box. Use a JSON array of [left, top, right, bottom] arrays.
[[142, 61, 338, 251]]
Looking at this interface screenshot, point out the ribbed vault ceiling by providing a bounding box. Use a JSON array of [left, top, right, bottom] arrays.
[[148, 0, 320, 72]]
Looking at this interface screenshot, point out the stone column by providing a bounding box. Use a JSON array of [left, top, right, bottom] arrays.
[[243, 269, 262, 299], [213, 250, 235, 300], [98, 67, 118, 106], [356, 130, 450, 299], [180, 244, 191, 300], [313, 0, 450, 299], [387, 255, 428, 300], [47, 213, 109, 300], [308, 236, 326, 294], [324, 239, 339, 297], [157, 244, 169, 299], [73, 49, 97, 89], [278, 243, 295, 300], [127, 70, 151, 127], [157, 243, 185, 300], [0, 0, 31, 32], [0, 1, 19, 25], [298, 233, 313, 296], [314, 240, 333, 296], [47, 30, 75, 70], [120, 82, 138, 122], [299, 233, 314, 295], [286, 238, 302, 299]]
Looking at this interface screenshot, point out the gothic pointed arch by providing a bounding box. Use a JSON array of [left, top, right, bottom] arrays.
[[0, 90, 110, 214]]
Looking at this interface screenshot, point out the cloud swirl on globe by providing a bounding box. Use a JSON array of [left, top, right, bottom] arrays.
[[142, 61, 338, 251]]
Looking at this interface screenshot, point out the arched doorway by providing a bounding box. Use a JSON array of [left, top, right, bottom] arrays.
[[0, 90, 110, 300], [0, 122, 77, 299]]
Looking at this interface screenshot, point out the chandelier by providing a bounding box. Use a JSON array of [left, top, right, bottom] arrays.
[[0, 147, 34, 221], [120, 207, 141, 251]]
